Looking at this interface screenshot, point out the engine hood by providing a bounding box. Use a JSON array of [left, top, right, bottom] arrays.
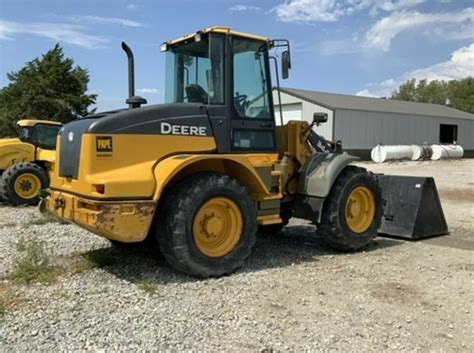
[[87, 103, 208, 134], [0, 138, 23, 148], [0, 138, 35, 170]]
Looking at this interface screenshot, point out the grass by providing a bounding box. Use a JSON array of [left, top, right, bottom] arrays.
[[8, 237, 57, 284], [81, 248, 117, 269], [0, 301, 5, 318], [138, 281, 157, 295], [27, 214, 68, 227]]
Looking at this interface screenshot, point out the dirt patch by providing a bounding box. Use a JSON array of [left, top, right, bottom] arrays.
[[371, 282, 422, 304], [439, 189, 474, 203]]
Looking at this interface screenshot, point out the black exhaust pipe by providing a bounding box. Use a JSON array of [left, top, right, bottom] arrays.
[[121, 42, 147, 109]]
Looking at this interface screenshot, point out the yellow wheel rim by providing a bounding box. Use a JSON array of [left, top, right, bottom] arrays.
[[345, 186, 376, 234], [13, 173, 41, 199], [193, 197, 243, 258]]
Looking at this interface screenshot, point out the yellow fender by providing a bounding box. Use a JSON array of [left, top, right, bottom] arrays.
[[0, 138, 35, 171], [152, 154, 273, 202]]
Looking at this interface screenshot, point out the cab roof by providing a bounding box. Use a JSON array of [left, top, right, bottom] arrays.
[[166, 26, 269, 46], [17, 119, 63, 128]]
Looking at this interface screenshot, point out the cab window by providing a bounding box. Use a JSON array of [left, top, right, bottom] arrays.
[[31, 124, 60, 150], [165, 34, 225, 105], [232, 39, 271, 119]]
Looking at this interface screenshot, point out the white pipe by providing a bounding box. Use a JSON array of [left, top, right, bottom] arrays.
[[431, 144, 464, 160], [371, 144, 414, 163]]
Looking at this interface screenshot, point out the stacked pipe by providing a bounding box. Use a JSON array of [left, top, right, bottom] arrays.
[[371, 144, 463, 163]]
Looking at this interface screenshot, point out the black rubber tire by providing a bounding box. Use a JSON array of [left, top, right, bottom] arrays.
[[157, 172, 257, 278], [0, 173, 6, 202], [317, 166, 383, 251], [1, 162, 49, 206]]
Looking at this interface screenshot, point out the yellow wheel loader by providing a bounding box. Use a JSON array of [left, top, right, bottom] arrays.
[[44, 27, 384, 277], [0, 119, 61, 205]]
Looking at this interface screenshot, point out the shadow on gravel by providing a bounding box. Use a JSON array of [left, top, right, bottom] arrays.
[[81, 223, 403, 284]]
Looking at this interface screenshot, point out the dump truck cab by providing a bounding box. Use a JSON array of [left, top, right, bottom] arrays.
[[45, 27, 383, 277]]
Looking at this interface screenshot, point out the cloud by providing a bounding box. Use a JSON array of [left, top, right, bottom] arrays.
[[0, 19, 108, 48], [126, 3, 139, 10], [356, 44, 474, 97], [365, 8, 474, 51], [137, 88, 160, 94], [273, 0, 426, 23], [71, 16, 142, 27], [230, 5, 262, 11]]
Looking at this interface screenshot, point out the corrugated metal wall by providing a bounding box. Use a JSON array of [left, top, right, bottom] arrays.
[[334, 109, 474, 149], [272, 91, 334, 140]]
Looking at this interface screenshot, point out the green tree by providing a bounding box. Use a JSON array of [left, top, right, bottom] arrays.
[[391, 78, 474, 114], [0, 44, 96, 137]]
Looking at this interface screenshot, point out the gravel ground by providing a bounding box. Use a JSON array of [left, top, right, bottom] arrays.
[[0, 160, 473, 351]]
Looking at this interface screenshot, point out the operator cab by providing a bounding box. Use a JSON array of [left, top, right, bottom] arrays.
[[17, 120, 62, 150], [161, 27, 290, 153]]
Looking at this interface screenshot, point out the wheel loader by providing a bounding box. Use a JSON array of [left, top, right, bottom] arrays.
[[0, 119, 61, 205], [43, 27, 386, 277]]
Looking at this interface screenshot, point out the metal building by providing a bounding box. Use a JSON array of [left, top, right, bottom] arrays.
[[273, 87, 474, 159]]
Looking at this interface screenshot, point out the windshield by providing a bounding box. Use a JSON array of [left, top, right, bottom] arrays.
[[165, 34, 225, 105], [31, 124, 60, 149]]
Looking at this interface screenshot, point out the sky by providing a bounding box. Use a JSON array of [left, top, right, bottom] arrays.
[[0, 0, 473, 111]]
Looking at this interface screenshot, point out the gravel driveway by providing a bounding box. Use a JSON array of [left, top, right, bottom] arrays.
[[0, 160, 473, 351]]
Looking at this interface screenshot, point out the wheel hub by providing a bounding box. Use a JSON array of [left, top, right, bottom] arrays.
[[345, 186, 376, 234], [193, 198, 243, 258], [14, 173, 41, 199]]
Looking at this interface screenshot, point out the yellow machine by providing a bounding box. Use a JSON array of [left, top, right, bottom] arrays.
[[0, 119, 61, 205], [44, 27, 383, 277]]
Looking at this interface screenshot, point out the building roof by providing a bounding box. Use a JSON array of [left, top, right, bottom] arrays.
[[278, 87, 474, 120]]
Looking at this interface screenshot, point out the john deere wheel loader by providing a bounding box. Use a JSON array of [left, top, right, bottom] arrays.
[[0, 120, 61, 205], [44, 27, 384, 277]]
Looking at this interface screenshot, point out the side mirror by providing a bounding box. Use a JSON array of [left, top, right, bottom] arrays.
[[313, 113, 328, 125], [282, 50, 291, 79]]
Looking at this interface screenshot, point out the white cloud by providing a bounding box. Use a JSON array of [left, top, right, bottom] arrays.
[[356, 44, 474, 97], [408, 44, 474, 81], [137, 88, 160, 94], [365, 8, 474, 51], [274, 0, 341, 23], [0, 19, 108, 48], [230, 5, 262, 11], [72, 16, 142, 27], [126, 4, 139, 10], [273, 0, 426, 23]]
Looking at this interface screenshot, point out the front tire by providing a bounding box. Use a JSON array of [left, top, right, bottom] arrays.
[[318, 166, 382, 251], [1, 162, 49, 206], [158, 173, 257, 278]]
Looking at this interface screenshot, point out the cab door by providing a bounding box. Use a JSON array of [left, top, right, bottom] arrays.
[[228, 37, 276, 153]]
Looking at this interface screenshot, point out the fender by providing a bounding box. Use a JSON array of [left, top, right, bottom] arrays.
[[0, 138, 35, 171], [298, 152, 360, 198], [152, 154, 275, 202], [294, 152, 359, 223]]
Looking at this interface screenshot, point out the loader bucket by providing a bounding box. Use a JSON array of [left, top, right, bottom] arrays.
[[377, 175, 448, 239]]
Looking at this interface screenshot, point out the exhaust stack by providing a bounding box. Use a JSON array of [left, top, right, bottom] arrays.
[[121, 42, 147, 109]]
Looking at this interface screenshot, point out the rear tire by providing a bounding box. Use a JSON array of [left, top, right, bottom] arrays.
[[0, 173, 6, 202], [1, 162, 49, 206], [157, 173, 257, 278], [318, 166, 382, 251]]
